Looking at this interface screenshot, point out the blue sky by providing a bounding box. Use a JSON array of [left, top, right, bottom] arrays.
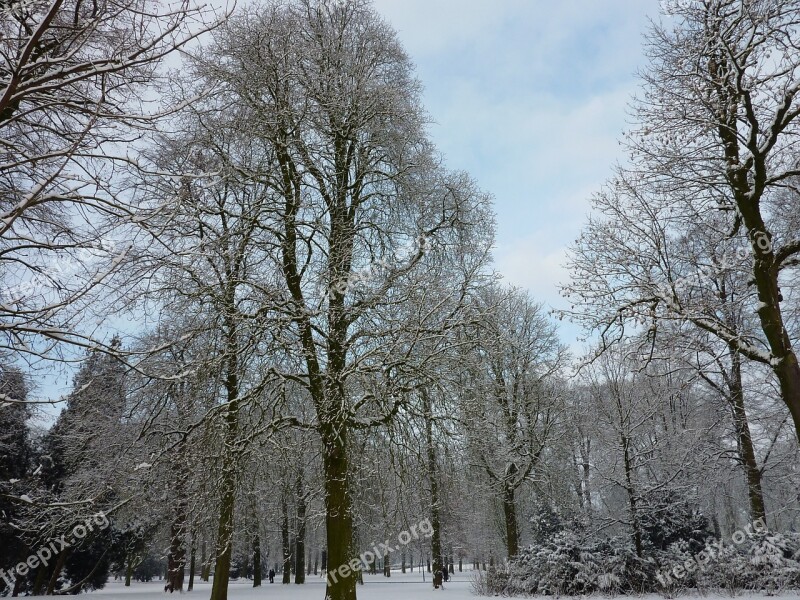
[[34, 1, 664, 413], [373, 0, 663, 346]]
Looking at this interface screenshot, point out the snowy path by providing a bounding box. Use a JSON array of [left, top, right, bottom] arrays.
[[89, 571, 476, 600]]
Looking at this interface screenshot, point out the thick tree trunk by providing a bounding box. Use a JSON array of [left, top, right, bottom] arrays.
[[728, 347, 767, 523], [322, 424, 355, 600], [775, 354, 800, 443], [745, 228, 800, 442], [209, 321, 240, 600], [168, 498, 187, 592], [502, 485, 519, 558], [716, 94, 800, 442], [252, 534, 262, 587], [209, 468, 236, 600]]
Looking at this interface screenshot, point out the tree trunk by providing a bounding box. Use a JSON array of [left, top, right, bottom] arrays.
[[502, 484, 519, 558], [579, 436, 591, 515], [32, 560, 49, 595], [295, 470, 306, 584], [45, 550, 69, 595], [252, 534, 262, 587], [209, 466, 236, 600], [168, 496, 187, 592], [282, 495, 291, 584], [742, 225, 800, 442], [200, 539, 210, 582], [423, 389, 442, 575], [209, 321, 240, 600], [728, 346, 767, 523], [620, 432, 643, 558], [776, 354, 800, 443], [188, 536, 196, 591], [718, 97, 800, 442], [322, 423, 355, 600]]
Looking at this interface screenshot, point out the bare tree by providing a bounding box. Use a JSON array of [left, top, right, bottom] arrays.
[[462, 286, 567, 559], [572, 0, 800, 440], [176, 3, 494, 599], [0, 0, 223, 362]]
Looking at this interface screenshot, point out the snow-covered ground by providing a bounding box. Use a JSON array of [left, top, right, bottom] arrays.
[[85, 573, 800, 600], [89, 571, 475, 600]]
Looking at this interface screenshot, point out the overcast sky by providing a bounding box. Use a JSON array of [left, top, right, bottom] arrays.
[[372, 0, 663, 346]]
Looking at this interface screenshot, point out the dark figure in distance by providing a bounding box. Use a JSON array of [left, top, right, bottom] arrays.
[[268, 569, 275, 584], [433, 568, 443, 589]]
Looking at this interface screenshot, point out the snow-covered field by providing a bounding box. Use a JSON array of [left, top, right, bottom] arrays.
[[84, 572, 800, 600], [89, 571, 474, 600]]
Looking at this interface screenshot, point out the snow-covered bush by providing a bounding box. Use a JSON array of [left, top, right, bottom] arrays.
[[641, 490, 715, 554], [497, 521, 800, 597], [696, 532, 800, 595], [500, 532, 657, 596]]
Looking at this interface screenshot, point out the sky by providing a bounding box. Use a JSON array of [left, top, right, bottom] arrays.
[[371, 0, 663, 346], [34, 0, 666, 414]]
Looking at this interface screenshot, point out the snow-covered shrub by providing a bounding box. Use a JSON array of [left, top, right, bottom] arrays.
[[641, 490, 715, 554], [695, 532, 800, 595], [502, 532, 656, 596], [745, 532, 800, 594], [504, 530, 592, 596]]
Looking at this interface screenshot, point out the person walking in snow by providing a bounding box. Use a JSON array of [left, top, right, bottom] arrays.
[[433, 567, 444, 589], [268, 568, 275, 584]]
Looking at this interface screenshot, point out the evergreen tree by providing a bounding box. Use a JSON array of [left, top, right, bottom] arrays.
[[0, 366, 32, 596]]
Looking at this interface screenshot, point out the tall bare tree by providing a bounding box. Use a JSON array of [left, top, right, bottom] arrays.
[[179, 3, 494, 599]]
